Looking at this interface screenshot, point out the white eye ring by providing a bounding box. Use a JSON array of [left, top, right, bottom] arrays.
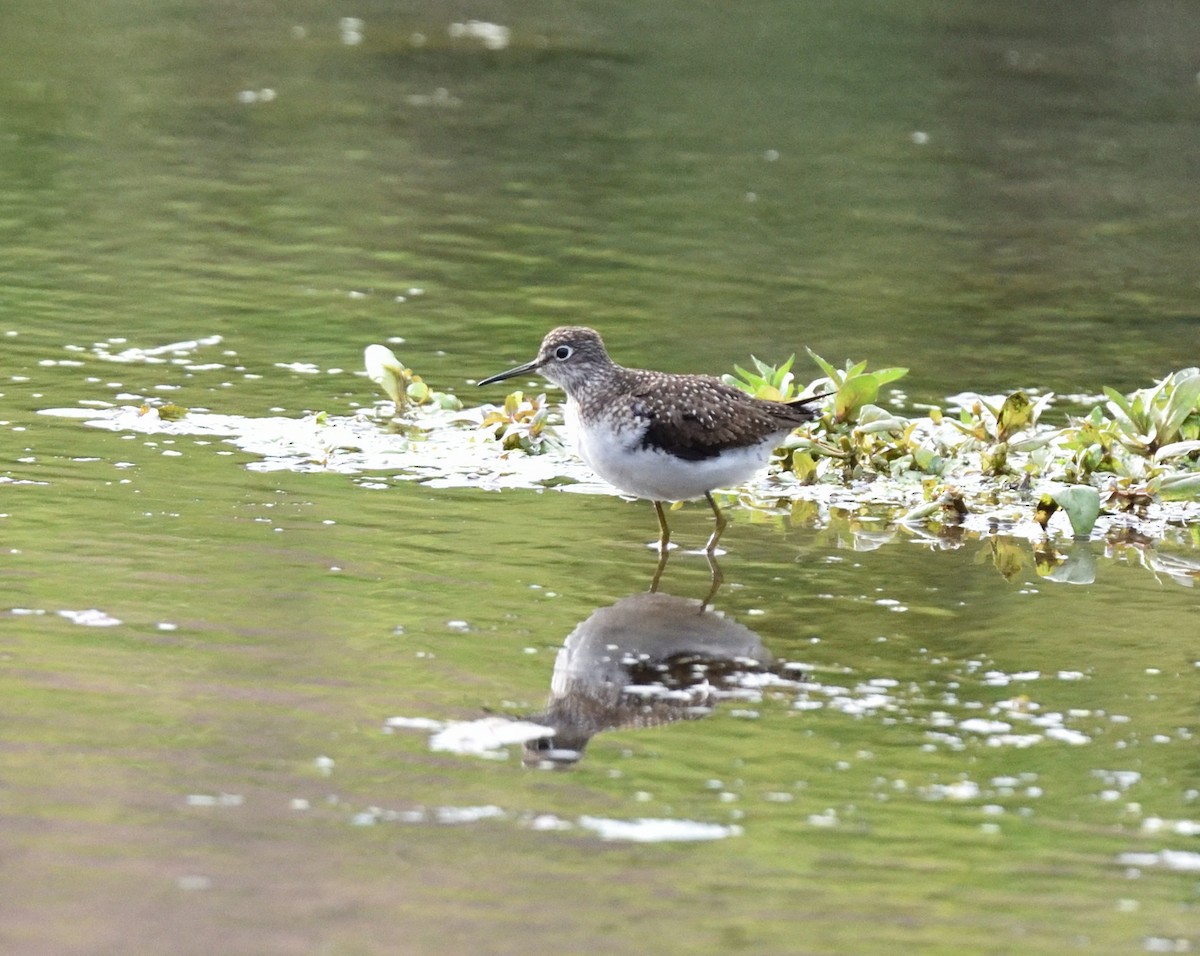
[[554, 345, 573, 360]]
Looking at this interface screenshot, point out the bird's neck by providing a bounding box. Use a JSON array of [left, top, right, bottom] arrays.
[[559, 362, 632, 417]]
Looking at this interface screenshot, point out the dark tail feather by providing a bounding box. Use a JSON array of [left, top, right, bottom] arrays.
[[786, 391, 832, 421]]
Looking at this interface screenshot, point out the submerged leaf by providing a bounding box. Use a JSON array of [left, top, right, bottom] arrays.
[[1038, 545, 1098, 585]]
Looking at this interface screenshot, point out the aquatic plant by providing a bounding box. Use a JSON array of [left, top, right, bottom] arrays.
[[478, 391, 556, 453], [1055, 370, 1200, 505], [44, 342, 1199, 585], [364, 344, 463, 412], [1103, 368, 1200, 455], [802, 349, 909, 426], [1035, 485, 1101, 539], [138, 402, 188, 421], [720, 354, 800, 402], [719, 350, 919, 480]]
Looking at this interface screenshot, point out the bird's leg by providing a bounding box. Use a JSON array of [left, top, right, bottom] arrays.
[[703, 492, 727, 554], [649, 501, 671, 593], [653, 500, 671, 553]]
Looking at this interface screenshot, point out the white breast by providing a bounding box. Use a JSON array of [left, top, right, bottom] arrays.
[[565, 400, 776, 502]]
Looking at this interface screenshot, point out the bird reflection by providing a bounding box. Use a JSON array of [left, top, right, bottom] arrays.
[[649, 546, 723, 607], [525, 590, 784, 767]]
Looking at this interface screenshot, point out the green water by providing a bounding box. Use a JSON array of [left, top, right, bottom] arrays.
[[2, 2, 1198, 954]]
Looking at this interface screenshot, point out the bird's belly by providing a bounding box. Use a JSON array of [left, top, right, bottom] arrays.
[[567, 406, 775, 501]]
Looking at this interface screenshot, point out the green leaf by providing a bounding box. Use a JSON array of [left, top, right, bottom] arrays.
[[911, 447, 944, 474], [899, 500, 940, 523], [996, 391, 1034, 442], [1102, 386, 1139, 429], [805, 348, 842, 385], [1153, 439, 1200, 462], [1049, 485, 1101, 538], [791, 451, 818, 483], [854, 405, 906, 434], [835, 374, 880, 423], [1008, 434, 1053, 453], [1157, 472, 1200, 500], [976, 396, 1002, 420], [1156, 373, 1200, 445], [981, 441, 1008, 475], [872, 366, 909, 387], [731, 363, 755, 383]]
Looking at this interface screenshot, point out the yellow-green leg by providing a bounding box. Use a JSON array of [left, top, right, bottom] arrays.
[[653, 500, 671, 553], [650, 500, 672, 594], [703, 492, 727, 554]]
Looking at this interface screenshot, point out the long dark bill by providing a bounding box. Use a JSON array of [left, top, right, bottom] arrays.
[[477, 358, 542, 386]]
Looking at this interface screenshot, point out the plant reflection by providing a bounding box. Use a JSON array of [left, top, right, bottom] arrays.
[[790, 503, 1198, 588]]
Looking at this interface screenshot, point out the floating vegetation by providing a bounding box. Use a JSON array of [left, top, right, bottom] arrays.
[[477, 390, 559, 454], [1035, 486, 1101, 539], [41, 344, 1199, 588], [722, 354, 1198, 539], [363, 344, 462, 412], [140, 402, 189, 422]]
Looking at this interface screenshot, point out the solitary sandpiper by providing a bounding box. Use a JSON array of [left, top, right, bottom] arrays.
[[479, 326, 825, 554]]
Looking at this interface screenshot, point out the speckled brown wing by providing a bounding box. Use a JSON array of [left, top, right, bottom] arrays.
[[631, 374, 820, 461]]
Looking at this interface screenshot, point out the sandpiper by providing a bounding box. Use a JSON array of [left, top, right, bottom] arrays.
[[478, 326, 825, 553]]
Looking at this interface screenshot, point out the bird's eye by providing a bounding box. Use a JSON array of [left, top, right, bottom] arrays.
[[554, 345, 573, 360]]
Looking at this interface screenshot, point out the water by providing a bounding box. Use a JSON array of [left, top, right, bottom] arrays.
[[2, 2, 1198, 954]]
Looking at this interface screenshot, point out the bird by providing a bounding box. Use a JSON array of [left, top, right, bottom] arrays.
[[524, 590, 772, 765], [478, 326, 825, 554]]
